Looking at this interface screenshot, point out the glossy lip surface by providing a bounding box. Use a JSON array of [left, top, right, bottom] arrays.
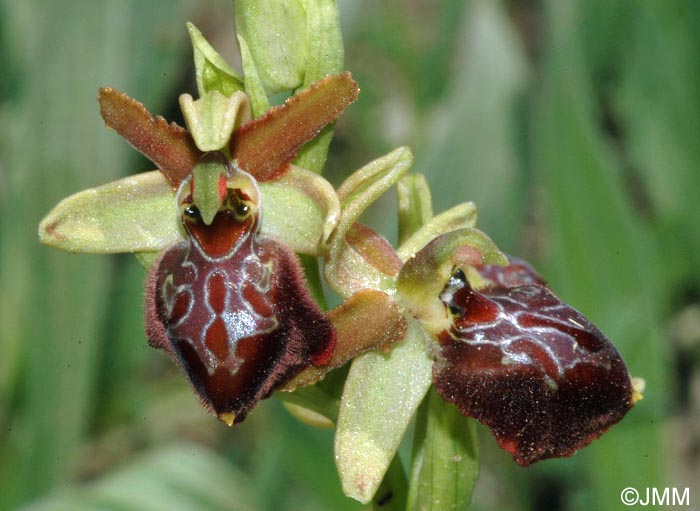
[[433, 261, 633, 466]]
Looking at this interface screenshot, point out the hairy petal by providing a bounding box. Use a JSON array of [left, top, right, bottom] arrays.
[[231, 72, 359, 181], [98, 88, 200, 186], [282, 289, 407, 390], [326, 223, 402, 298]]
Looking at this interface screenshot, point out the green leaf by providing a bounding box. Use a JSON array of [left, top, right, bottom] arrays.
[[335, 318, 432, 504], [187, 22, 244, 98], [237, 34, 271, 118], [179, 90, 251, 152], [532, 1, 668, 506], [615, 3, 700, 288], [39, 165, 338, 258], [39, 171, 182, 254], [407, 389, 479, 511], [235, 0, 307, 95], [397, 173, 433, 245], [418, 0, 527, 249], [2, 4, 192, 506], [20, 444, 257, 511]]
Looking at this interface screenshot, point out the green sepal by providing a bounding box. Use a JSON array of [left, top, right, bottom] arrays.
[[325, 147, 413, 296], [334, 317, 432, 504], [282, 402, 335, 429], [258, 165, 340, 255], [397, 202, 478, 262], [179, 91, 250, 152], [397, 228, 507, 336], [38, 171, 182, 254], [237, 33, 271, 118], [39, 166, 338, 258], [187, 22, 244, 98], [234, 0, 307, 95], [397, 173, 433, 245], [407, 389, 479, 511], [134, 251, 161, 270]]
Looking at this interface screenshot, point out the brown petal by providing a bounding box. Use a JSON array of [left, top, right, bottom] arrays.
[[325, 222, 402, 298], [345, 223, 403, 277], [282, 289, 407, 390], [231, 72, 359, 181], [98, 87, 200, 186], [432, 265, 634, 466]]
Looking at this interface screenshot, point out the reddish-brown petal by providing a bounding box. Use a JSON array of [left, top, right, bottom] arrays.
[[345, 223, 403, 277], [98, 87, 200, 186], [432, 265, 634, 466], [230, 72, 359, 181], [282, 289, 408, 390]]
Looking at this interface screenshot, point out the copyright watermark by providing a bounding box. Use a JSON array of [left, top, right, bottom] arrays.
[[621, 487, 691, 507]]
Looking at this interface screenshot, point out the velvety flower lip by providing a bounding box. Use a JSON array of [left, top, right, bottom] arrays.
[[145, 194, 337, 425], [432, 259, 634, 466]]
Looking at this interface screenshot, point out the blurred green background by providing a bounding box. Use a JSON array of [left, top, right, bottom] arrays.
[[1, 1, 698, 510]]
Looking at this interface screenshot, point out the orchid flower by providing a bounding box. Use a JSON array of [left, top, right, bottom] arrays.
[[38, 7, 642, 509]]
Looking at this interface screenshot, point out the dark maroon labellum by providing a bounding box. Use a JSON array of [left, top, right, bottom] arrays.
[[145, 157, 335, 425], [433, 260, 633, 466]]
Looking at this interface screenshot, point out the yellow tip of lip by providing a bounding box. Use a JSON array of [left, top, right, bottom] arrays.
[[219, 412, 236, 427], [631, 376, 646, 405]]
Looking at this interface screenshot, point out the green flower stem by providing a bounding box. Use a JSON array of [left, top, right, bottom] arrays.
[[372, 454, 408, 511], [396, 175, 481, 511], [299, 254, 328, 310], [407, 389, 479, 511]]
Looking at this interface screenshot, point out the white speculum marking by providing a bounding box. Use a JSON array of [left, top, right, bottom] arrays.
[[455, 291, 602, 377], [162, 242, 280, 376]]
